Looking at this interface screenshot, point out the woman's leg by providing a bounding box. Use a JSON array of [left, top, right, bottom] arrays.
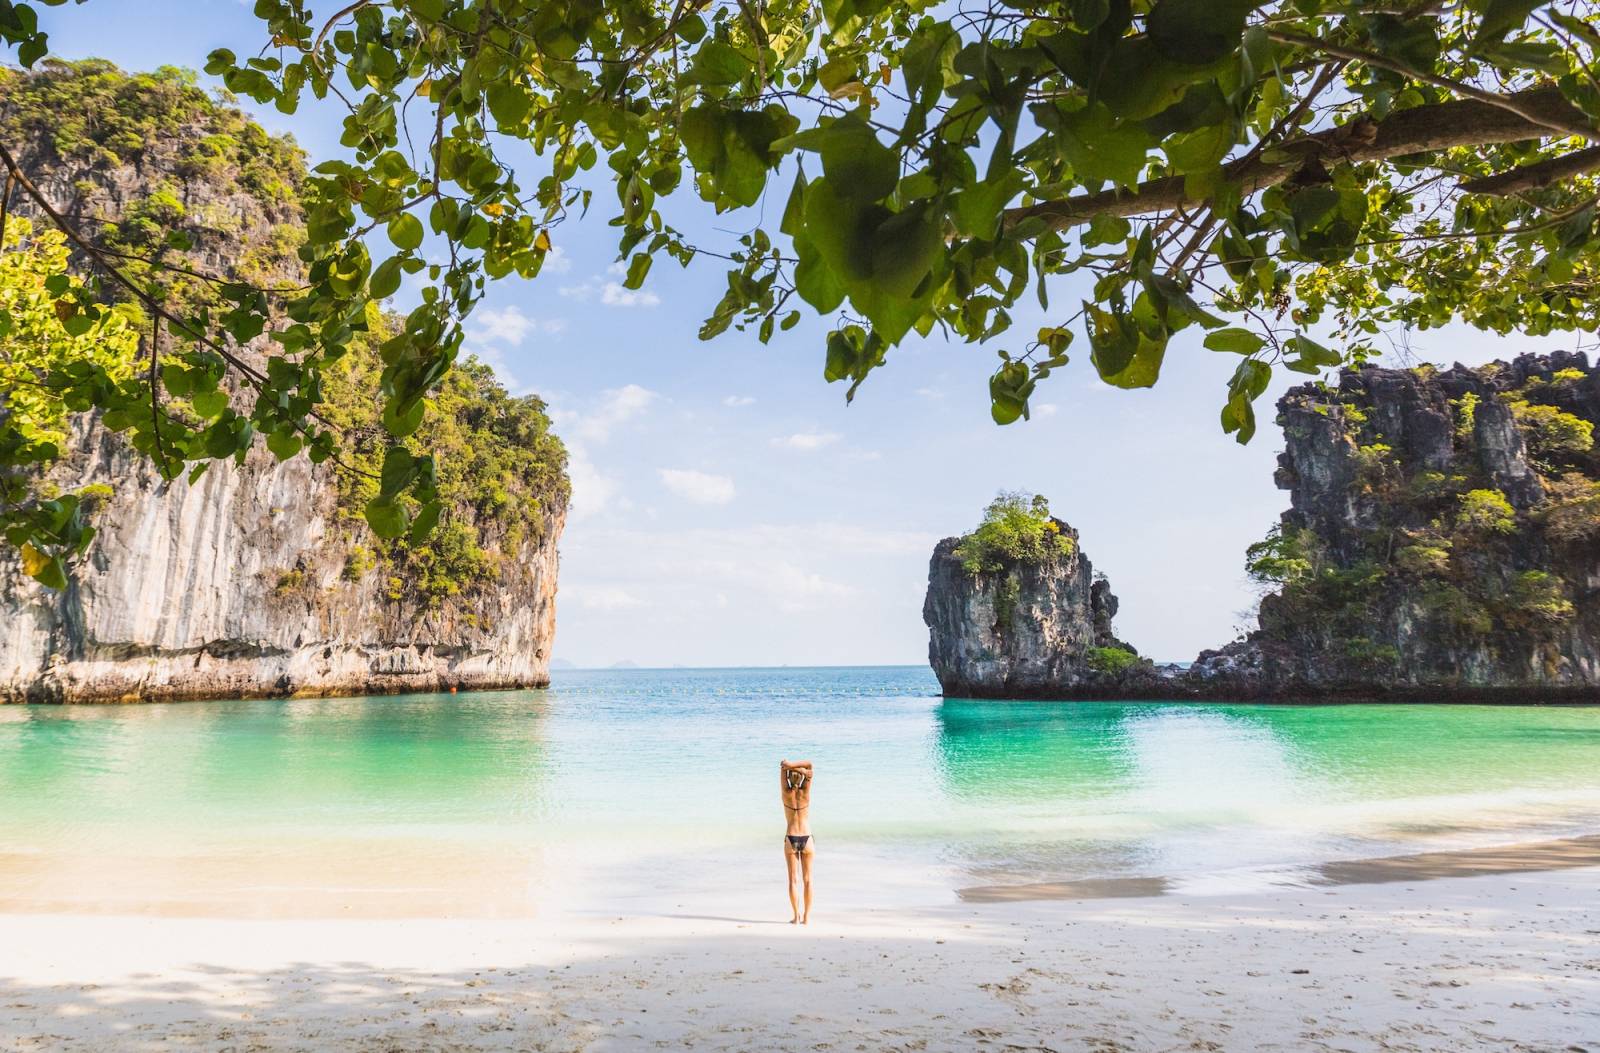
[[798, 842, 814, 923], [784, 840, 801, 923]]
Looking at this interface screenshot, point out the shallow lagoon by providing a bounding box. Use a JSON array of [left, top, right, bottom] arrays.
[[2, 666, 1597, 916]]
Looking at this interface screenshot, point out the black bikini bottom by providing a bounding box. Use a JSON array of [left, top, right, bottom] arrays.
[[786, 835, 811, 853]]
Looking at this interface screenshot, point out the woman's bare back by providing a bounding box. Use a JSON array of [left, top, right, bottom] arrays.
[[781, 759, 812, 835]]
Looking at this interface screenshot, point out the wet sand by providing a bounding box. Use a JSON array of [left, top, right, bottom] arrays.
[[960, 832, 1600, 903]]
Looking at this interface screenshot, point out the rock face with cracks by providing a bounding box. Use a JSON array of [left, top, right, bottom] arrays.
[[0, 62, 567, 702], [1, 417, 565, 702], [924, 514, 1140, 700], [928, 353, 1600, 701]]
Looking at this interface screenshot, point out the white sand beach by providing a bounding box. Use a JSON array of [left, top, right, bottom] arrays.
[[3, 862, 1597, 1052]]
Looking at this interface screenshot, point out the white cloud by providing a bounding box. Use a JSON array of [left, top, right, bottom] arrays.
[[544, 245, 572, 274], [601, 282, 660, 308], [552, 384, 658, 444], [723, 395, 756, 408], [548, 385, 658, 520], [467, 344, 528, 395], [771, 431, 840, 452], [659, 468, 736, 505], [914, 387, 945, 400], [564, 442, 624, 522], [467, 304, 566, 345], [559, 276, 661, 308], [1035, 403, 1060, 417], [559, 522, 922, 620], [562, 584, 648, 611]]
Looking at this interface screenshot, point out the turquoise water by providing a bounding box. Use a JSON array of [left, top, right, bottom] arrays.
[[2, 666, 1599, 914]]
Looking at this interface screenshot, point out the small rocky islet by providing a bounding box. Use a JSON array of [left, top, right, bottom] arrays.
[[926, 351, 1600, 701]]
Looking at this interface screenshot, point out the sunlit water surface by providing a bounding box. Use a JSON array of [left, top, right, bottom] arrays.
[[2, 667, 1598, 916]]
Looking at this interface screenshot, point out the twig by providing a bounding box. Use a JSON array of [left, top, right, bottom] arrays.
[[0, 171, 12, 245], [148, 314, 169, 477]]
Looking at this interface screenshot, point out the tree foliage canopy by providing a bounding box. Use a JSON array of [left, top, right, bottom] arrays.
[[3, 0, 1600, 587]]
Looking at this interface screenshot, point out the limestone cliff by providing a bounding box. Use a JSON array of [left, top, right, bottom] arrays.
[[1192, 351, 1600, 698], [0, 416, 564, 702], [0, 62, 567, 701], [923, 495, 1139, 699], [927, 353, 1600, 701]]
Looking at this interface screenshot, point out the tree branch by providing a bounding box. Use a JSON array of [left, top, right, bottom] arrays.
[[0, 140, 382, 483], [1265, 30, 1599, 142], [1459, 145, 1600, 196], [148, 314, 169, 478], [1004, 85, 1595, 233], [0, 139, 270, 388]]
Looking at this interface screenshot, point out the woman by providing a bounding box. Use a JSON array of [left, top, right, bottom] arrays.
[[779, 759, 814, 924]]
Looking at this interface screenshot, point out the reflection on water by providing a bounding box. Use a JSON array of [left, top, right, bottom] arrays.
[[932, 699, 1600, 883], [1, 669, 1598, 914], [0, 691, 555, 841]]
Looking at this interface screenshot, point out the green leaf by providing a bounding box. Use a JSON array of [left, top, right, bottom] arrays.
[[1221, 390, 1257, 443], [818, 56, 859, 97], [266, 427, 303, 461], [780, 167, 808, 237], [803, 178, 877, 284], [408, 499, 442, 543], [1086, 303, 1167, 388], [382, 397, 426, 438], [1288, 187, 1342, 235], [1051, 103, 1151, 188], [378, 444, 418, 497], [192, 390, 228, 420], [1083, 213, 1132, 248], [868, 201, 944, 299], [1204, 327, 1265, 355], [364, 498, 409, 539], [1229, 358, 1271, 399], [1221, 357, 1271, 443], [624, 252, 652, 290], [161, 364, 193, 397], [690, 40, 749, 85], [370, 256, 403, 299], [1472, 0, 1548, 50], [486, 81, 531, 126], [816, 113, 899, 203], [793, 238, 846, 313], [20, 543, 67, 590], [953, 171, 1022, 240], [388, 212, 424, 252], [1164, 122, 1234, 174], [989, 361, 1035, 425], [406, 0, 447, 20], [1147, 0, 1261, 65], [1289, 334, 1343, 369]]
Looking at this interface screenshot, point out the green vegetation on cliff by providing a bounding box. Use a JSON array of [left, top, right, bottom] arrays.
[[954, 492, 1075, 575], [0, 217, 142, 587], [0, 62, 566, 604], [1246, 358, 1600, 673], [321, 308, 567, 607], [0, 60, 306, 310]]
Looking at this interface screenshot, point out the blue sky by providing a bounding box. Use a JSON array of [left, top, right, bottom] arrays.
[[29, 2, 1579, 666]]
